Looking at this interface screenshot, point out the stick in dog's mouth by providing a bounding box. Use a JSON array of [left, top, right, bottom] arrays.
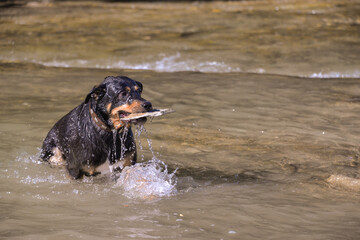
[[120, 108, 175, 121]]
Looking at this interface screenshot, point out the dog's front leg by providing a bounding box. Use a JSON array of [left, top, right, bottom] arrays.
[[65, 152, 84, 179]]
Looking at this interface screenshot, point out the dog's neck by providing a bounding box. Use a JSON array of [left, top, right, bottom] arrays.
[[88, 103, 112, 132], [88, 103, 127, 165]]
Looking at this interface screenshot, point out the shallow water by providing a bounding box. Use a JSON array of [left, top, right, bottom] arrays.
[[1, 1, 360, 239], [1, 0, 359, 77]]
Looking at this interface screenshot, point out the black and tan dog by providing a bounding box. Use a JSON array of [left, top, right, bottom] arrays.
[[40, 76, 152, 179]]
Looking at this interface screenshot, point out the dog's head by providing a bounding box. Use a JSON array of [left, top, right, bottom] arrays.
[[85, 76, 152, 130]]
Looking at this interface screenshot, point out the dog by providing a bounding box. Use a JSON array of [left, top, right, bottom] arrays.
[[40, 76, 152, 179]]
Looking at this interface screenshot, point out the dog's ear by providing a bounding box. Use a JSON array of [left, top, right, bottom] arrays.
[[85, 84, 106, 103], [135, 81, 143, 93]]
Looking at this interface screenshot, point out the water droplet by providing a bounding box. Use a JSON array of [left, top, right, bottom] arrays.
[[72, 189, 79, 194]]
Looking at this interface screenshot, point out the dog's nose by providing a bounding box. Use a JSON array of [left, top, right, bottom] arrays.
[[141, 101, 153, 111]]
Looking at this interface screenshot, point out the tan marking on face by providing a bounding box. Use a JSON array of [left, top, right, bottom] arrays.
[[125, 86, 131, 92], [110, 118, 131, 129], [109, 100, 145, 129], [106, 103, 112, 113], [134, 85, 139, 91], [110, 100, 144, 115]]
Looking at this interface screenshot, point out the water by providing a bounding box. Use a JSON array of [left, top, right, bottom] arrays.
[[116, 157, 177, 200], [116, 124, 178, 200], [1, 0, 359, 77], [1, 0, 360, 239]]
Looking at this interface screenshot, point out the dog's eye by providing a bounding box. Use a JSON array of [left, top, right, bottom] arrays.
[[119, 91, 128, 98]]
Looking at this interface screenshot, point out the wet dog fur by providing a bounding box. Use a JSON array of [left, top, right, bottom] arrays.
[[40, 76, 152, 179]]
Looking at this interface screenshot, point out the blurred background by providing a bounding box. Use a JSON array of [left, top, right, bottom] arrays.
[[1, 0, 359, 77]]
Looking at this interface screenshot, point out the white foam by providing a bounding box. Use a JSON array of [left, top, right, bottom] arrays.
[[13, 149, 177, 200], [309, 70, 360, 78], [2, 55, 359, 77], [5, 53, 241, 73], [13, 151, 71, 185], [15, 151, 42, 165], [115, 157, 177, 200], [109, 53, 241, 73]]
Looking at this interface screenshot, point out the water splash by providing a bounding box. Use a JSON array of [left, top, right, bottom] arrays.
[[115, 157, 177, 200], [115, 125, 178, 199], [15, 150, 42, 165], [12, 127, 177, 199], [12, 151, 71, 186], [134, 124, 146, 161]]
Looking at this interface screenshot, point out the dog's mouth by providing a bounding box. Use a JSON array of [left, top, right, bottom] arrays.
[[118, 111, 131, 119], [118, 111, 147, 125]]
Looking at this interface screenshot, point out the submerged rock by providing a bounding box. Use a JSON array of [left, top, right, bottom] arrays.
[[327, 175, 360, 191]]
